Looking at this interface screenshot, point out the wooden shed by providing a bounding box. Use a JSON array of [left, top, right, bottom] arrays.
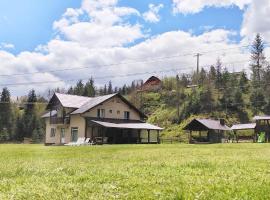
[[184, 118, 231, 143]]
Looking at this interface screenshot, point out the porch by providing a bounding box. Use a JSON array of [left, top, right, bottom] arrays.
[[85, 119, 163, 144]]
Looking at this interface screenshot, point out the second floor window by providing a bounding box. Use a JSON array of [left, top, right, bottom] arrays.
[[97, 109, 105, 118], [124, 111, 130, 120]]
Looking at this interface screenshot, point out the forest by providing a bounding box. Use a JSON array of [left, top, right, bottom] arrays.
[[0, 34, 268, 142]]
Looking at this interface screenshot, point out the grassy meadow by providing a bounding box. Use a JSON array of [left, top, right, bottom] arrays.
[[0, 144, 270, 199]]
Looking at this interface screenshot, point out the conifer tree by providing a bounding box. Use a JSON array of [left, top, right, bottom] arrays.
[[0, 88, 13, 140]]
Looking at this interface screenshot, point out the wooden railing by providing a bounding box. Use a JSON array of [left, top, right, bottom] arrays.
[[50, 116, 70, 125]]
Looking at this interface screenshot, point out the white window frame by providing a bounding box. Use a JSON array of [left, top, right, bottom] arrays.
[[97, 109, 105, 118], [124, 111, 130, 120], [71, 127, 78, 142]]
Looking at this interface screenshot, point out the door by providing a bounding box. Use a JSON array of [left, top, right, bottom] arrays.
[[61, 128, 65, 144], [71, 128, 78, 142]]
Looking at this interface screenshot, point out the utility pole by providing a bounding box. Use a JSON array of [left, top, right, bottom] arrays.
[[194, 53, 202, 74]]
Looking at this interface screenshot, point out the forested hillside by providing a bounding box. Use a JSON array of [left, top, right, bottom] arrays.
[[128, 34, 270, 138]]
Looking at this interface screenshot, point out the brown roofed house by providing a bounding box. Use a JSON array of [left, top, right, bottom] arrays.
[[141, 76, 162, 91], [42, 93, 163, 145]]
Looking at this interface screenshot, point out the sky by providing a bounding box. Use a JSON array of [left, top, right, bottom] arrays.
[[0, 0, 270, 96]]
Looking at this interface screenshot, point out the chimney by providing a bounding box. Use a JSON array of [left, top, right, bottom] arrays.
[[220, 119, 225, 126]]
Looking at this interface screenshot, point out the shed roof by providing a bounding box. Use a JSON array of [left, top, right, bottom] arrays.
[[253, 116, 270, 121], [91, 120, 163, 130], [184, 119, 231, 131], [231, 123, 256, 130]]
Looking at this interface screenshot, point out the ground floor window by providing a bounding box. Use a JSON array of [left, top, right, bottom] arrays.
[[61, 128, 65, 143], [71, 127, 78, 142], [50, 128, 56, 137]]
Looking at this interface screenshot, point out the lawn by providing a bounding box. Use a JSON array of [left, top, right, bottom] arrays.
[[0, 144, 270, 199]]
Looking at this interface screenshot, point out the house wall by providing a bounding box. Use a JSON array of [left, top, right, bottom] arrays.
[[44, 95, 144, 145], [45, 118, 59, 144], [82, 96, 141, 120]]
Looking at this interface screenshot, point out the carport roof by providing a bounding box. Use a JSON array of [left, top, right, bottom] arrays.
[[231, 123, 256, 130], [91, 120, 163, 130]]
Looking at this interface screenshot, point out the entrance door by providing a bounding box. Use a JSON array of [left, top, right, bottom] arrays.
[[61, 128, 65, 144]]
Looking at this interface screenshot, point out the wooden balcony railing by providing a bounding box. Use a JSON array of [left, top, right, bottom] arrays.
[[50, 116, 70, 125]]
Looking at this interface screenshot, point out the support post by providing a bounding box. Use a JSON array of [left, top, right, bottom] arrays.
[[91, 127, 94, 141], [189, 130, 192, 144], [147, 130, 150, 144], [102, 128, 104, 145], [138, 130, 141, 144], [157, 130, 160, 144]]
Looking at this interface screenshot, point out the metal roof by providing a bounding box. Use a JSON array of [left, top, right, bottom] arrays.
[[71, 93, 117, 114], [54, 93, 92, 108], [253, 116, 270, 121], [41, 110, 57, 118], [91, 120, 163, 130], [231, 123, 256, 130], [197, 119, 231, 131], [184, 118, 231, 131]]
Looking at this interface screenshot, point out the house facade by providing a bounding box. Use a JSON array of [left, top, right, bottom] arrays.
[[42, 93, 162, 145]]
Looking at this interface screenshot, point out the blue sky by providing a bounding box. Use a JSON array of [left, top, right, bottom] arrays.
[[0, 0, 244, 54], [0, 0, 268, 96], [0, 0, 80, 53]]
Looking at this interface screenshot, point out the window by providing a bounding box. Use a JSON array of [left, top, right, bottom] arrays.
[[117, 110, 120, 115], [71, 128, 78, 142], [124, 111, 130, 120], [50, 128, 56, 137], [97, 109, 105, 118], [109, 110, 113, 114]]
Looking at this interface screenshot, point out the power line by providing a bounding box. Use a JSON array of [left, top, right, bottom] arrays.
[[0, 59, 253, 88], [0, 43, 256, 78]]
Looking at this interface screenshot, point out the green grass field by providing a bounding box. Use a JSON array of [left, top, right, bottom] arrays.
[[0, 144, 270, 199]]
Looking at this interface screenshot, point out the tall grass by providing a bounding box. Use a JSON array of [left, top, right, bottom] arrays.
[[0, 144, 269, 199]]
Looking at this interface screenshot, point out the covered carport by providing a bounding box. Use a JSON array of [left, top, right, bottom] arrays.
[[231, 123, 256, 143], [184, 118, 231, 143], [87, 120, 163, 144]]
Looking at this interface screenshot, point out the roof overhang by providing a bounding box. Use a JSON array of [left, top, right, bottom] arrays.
[[253, 116, 270, 121], [231, 123, 256, 131], [90, 120, 163, 130]]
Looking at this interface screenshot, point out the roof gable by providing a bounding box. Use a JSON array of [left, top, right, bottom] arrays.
[[46, 92, 146, 119], [71, 93, 117, 114], [47, 93, 91, 109]]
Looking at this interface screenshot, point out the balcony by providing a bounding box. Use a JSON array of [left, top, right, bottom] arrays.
[[50, 116, 70, 125]]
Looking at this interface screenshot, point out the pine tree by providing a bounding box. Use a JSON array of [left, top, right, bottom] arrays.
[[239, 72, 249, 93], [103, 84, 107, 95], [83, 78, 95, 97], [0, 88, 13, 140], [215, 58, 222, 89], [108, 81, 113, 94], [23, 89, 38, 138], [250, 33, 265, 86], [74, 80, 84, 95]]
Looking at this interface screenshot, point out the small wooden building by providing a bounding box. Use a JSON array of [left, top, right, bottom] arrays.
[[141, 76, 162, 91], [231, 116, 270, 143], [253, 116, 270, 142], [184, 118, 231, 143]]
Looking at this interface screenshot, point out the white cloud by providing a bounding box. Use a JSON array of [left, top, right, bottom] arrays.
[[172, 0, 251, 14], [0, 42, 15, 49], [241, 0, 270, 42], [143, 4, 164, 23], [0, 0, 266, 97], [53, 0, 143, 48]]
